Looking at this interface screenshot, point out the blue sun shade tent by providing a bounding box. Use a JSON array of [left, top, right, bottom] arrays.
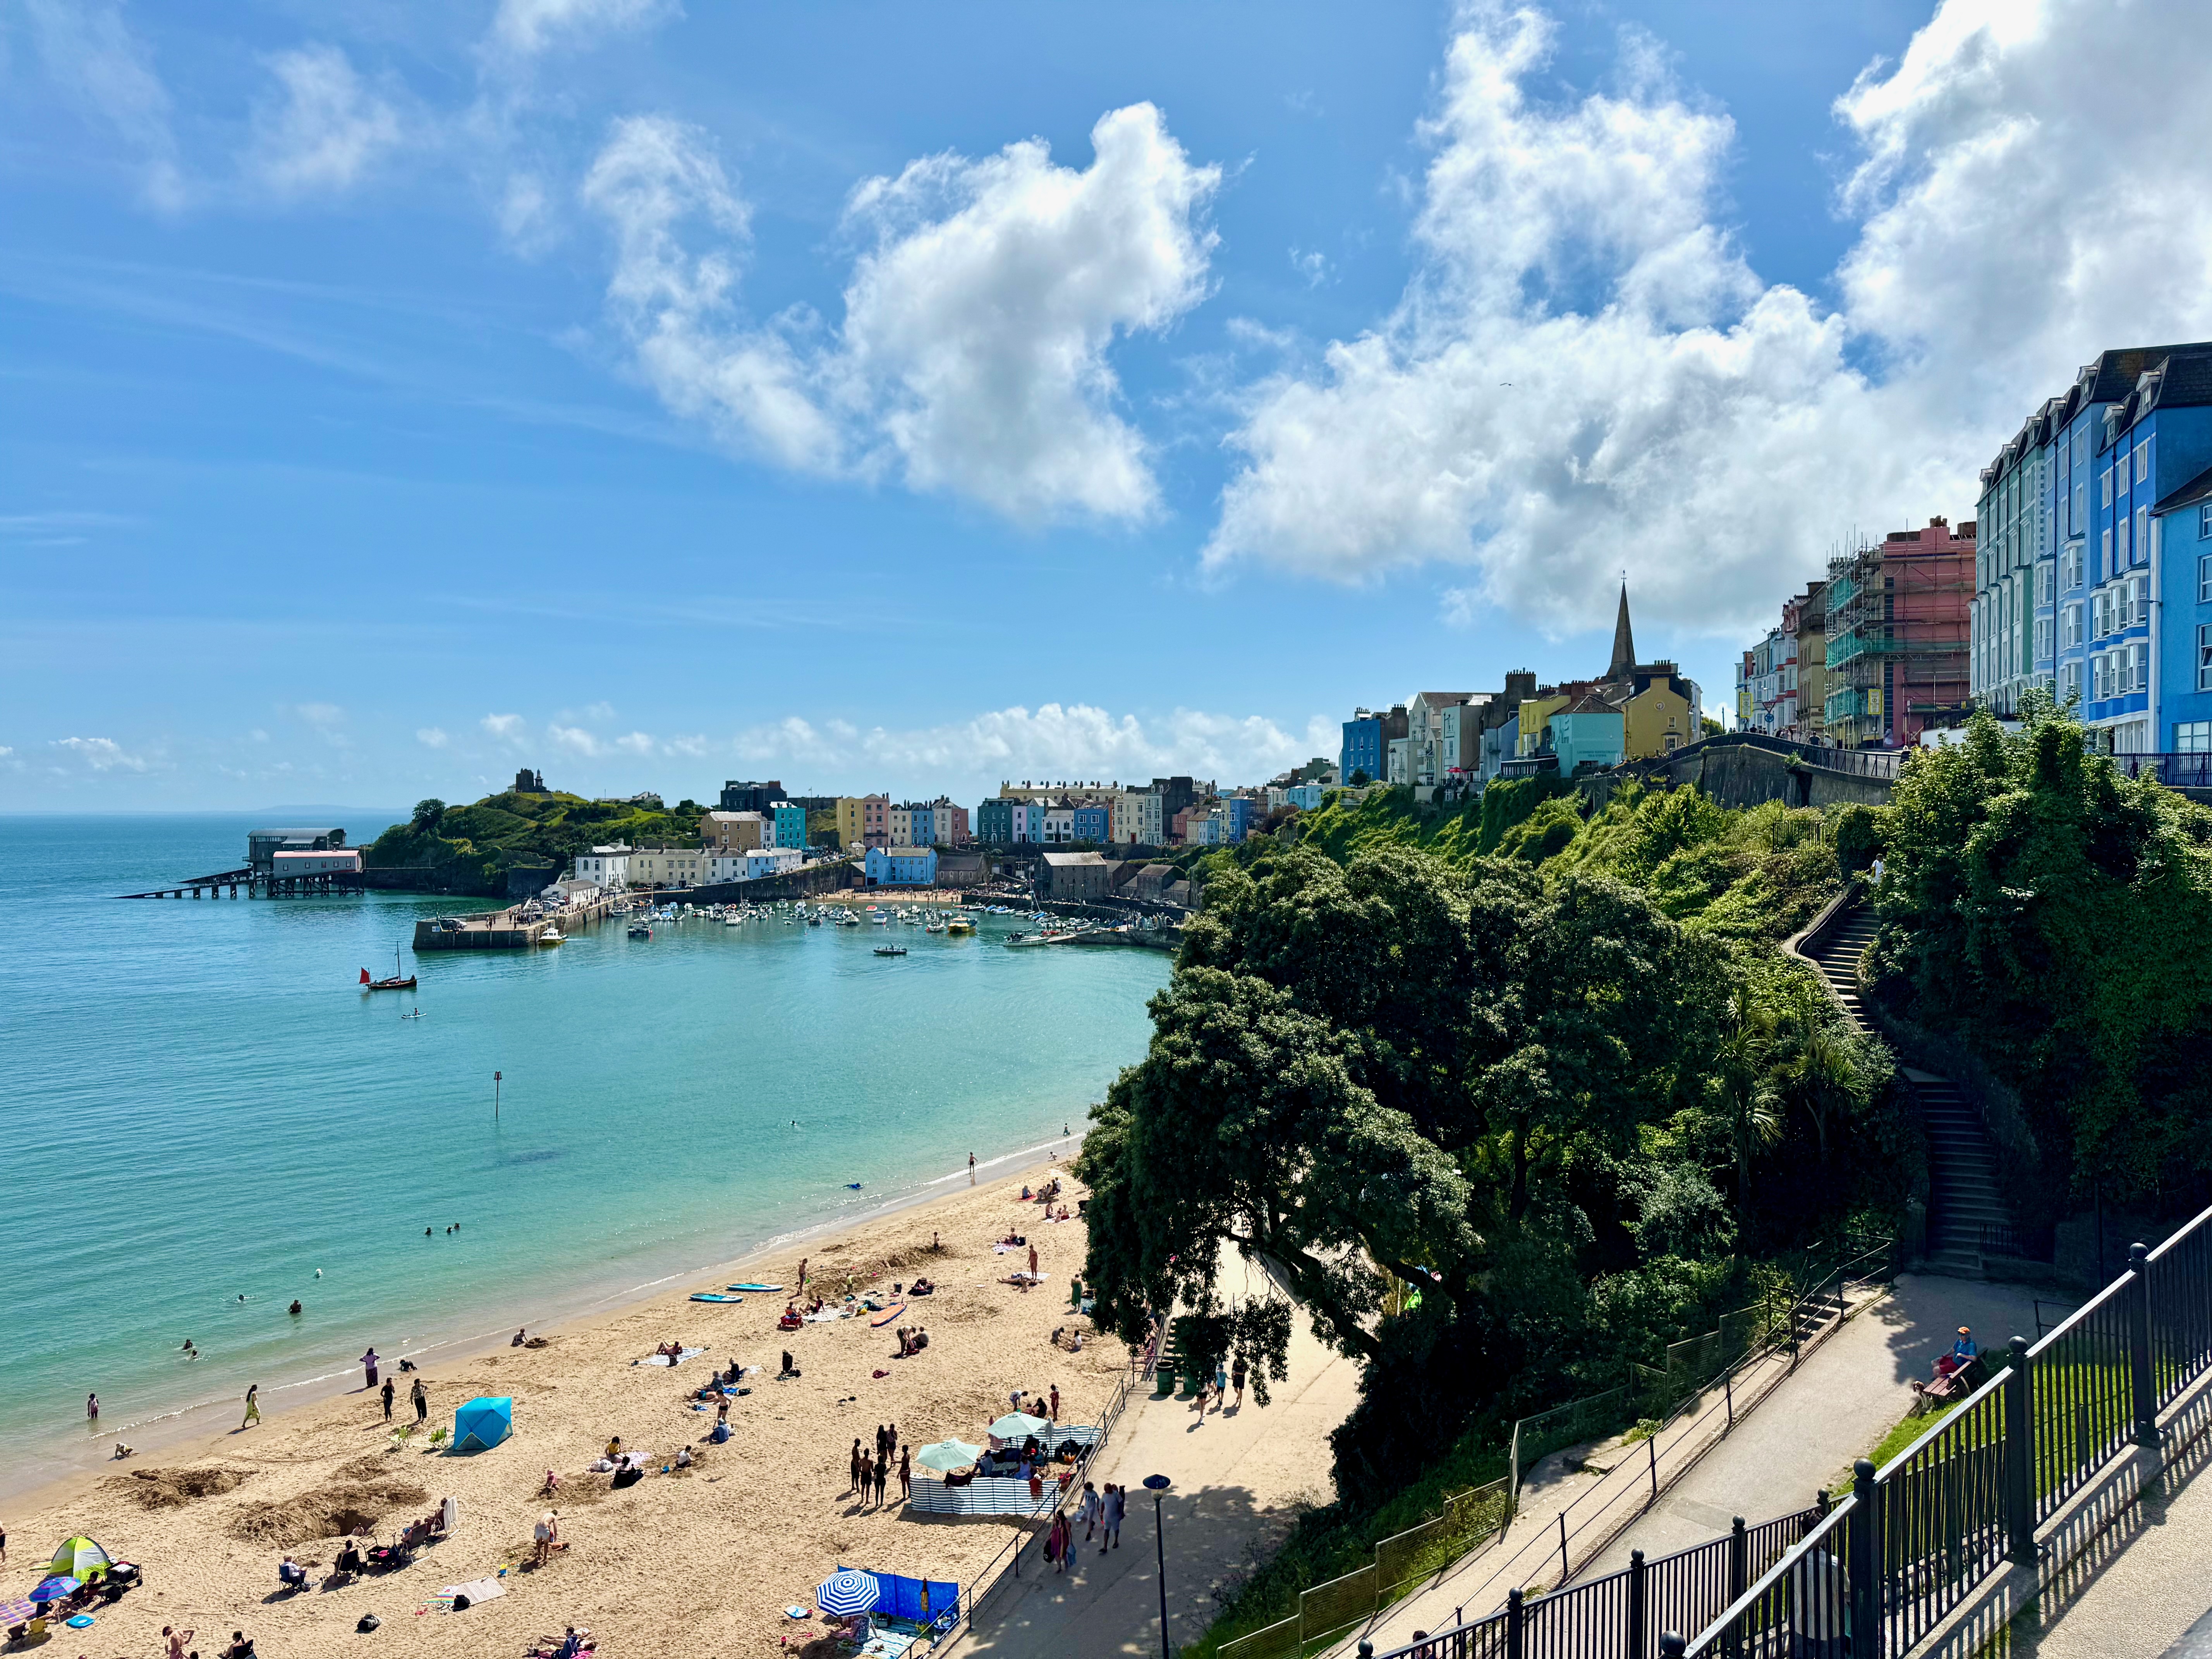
[[452, 1396, 513, 1452]]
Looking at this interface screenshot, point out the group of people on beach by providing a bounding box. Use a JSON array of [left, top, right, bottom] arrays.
[[848, 1424, 912, 1506]]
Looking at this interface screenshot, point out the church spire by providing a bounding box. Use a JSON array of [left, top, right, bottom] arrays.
[[1607, 580, 1636, 682]]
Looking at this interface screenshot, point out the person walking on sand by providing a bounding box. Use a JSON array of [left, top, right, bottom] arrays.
[[858, 1452, 875, 1506], [849, 1439, 863, 1496], [873, 1451, 889, 1507], [380, 1378, 395, 1420], [411, 1377, 429, 1425], [163, 1626, 192, 1659], [361, 1348, 380, 1389], [1048, 1384, 1060, 1421], [240, 1383, 260, 1429], [969, 1152, 976, 1186], [1028, 1243, 1039, 1278], [798, 1257, 808, 1295], [898, 1445, 911, 1501]]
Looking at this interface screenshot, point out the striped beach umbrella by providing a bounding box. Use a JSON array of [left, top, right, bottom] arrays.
[[816, 1568, 882, 1616], [29, 1577, 80, 1605]]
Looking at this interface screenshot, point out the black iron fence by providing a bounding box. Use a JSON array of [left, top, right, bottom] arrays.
[[2107, 752, 2212, 790], [1362, 1202, 2212, 1659], [1667, 1207, 2212, 1657]]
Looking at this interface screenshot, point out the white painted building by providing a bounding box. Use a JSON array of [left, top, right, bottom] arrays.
[[711, 846, 806, 881], [570, 844, 632, 890], [1112, 788, 1164, 845], [627, 846, 714, 888]]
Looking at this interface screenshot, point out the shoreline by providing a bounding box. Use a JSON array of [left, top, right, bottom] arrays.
[[0, 1130, 1086, 1518]]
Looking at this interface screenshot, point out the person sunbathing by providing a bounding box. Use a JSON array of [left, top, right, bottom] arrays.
[[276, 1557, 307, 1591], [910, 1276, 935, 1296]]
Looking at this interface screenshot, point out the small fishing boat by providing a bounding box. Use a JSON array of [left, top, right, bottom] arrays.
[[873, 945, 907, 957], [537, 929, 564, 946], [627, 922, 652, 939], [360, 949, 416, 991], [945, 918, 975, 936]]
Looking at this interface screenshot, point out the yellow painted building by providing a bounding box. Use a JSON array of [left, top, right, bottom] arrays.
[[835, 795, 889, 849], [1515, 693, 1570, 756], [1621, 679, 1694, 758]]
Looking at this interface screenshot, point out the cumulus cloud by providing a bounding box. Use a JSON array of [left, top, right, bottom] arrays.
[[731, 701, 1327, 787], [417, 726, 450, 748], [489, 0, 678, 58], [1208, 0, 2212, 639], [52, 736, 149, 772], [550, 723, 605, 756], [247, 45, 404, 199], [481, 713, 526, 740], [22, 0, 186, 210], [579, 103, 1219, 521]]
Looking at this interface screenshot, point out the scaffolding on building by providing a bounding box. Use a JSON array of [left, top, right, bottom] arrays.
[[1821, 522, 1975, 748]]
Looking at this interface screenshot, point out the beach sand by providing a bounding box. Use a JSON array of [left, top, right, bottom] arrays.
[[3, 1166, 1118, 1658]]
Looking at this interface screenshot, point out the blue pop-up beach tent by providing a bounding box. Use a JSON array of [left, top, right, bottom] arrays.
[[452, 1396, 513, 1452]]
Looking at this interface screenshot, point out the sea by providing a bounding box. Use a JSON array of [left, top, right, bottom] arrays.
[[0, 814, 1170, 1496]]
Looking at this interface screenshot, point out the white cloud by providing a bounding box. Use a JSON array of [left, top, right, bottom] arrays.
[[295, 701, 345, 726], [1208, 0, 2212, 640], [549, 723, 605, 757], [579, 115, 836, 471], [23, 0, 186, 210], [489, 0, 678, 58], [52, 735, 149, 772], [247, 45, 404, 199], [583, 701, 617, 720], [731, 701, 1320, 786], [615, 730, 656, 754], [481, 713, 526, 740], [417, 726, 450, 748], [580, 103, 1219, 522]]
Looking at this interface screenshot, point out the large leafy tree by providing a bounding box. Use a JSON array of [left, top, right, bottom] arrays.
[[1873, 706, 2212, 1204], [1079, 843, 1734, 1394]]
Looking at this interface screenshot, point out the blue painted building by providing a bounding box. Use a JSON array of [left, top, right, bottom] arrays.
[[1220, 797, 1255, 843], [1282, 784, 1328, 811], [1072, 804, 1109, 843], [2153, 464, 2212, 756], [975, 797, 1013, 844], [1339, 705, 1405, 785], [771, 802, 807, 851], [1980, 342, 2212, 754], [864, 845, 938, 886]]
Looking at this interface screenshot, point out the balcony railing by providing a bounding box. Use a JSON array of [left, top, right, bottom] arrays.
[[2108, 752, 2212, 789]]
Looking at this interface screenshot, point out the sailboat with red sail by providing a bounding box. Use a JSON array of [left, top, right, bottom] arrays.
[[361, 948, 416, 991]]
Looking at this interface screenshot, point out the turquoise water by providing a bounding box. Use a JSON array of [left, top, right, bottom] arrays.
[[0, 815, 1168, 1492]]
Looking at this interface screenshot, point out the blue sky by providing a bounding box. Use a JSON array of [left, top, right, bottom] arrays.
[[4, 0, 2207, 809]]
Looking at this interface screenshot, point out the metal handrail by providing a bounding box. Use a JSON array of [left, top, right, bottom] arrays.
[[1681, 1493, 1858, 1657]]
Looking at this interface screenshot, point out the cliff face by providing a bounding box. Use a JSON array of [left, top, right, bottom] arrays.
[[365, 791, 701, 896]]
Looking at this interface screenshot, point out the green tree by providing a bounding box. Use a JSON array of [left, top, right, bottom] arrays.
[[1871, 705, 2212, 1204], [412, 798, 445, 830]]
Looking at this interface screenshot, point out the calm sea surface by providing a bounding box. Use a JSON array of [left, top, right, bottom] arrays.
[[0, 815, 1168, 1492]]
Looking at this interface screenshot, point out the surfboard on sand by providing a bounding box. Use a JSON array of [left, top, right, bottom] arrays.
[[727, 1283, 783, 1293], [870, 1302, 906, 1328], [690, 1292, 744, 1303]]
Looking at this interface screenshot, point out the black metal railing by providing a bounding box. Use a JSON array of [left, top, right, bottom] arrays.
[[1667, 1204, 2212, 1657], [2108, 752, 2212, 790]]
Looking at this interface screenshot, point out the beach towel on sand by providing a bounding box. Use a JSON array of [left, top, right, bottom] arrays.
[[802, 1309, 849, 1323], [635, 1346, 708, 1366], [443, 1578, 505, 1608]]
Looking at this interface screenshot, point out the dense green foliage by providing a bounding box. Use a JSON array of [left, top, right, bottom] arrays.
[[1080, 782, 1905, 1508], [364, 789, 704, 895], [1869, 706, 2212, 1210]]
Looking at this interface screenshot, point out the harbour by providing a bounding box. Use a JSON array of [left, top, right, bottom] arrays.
[[0, 812, 1170, 1498]]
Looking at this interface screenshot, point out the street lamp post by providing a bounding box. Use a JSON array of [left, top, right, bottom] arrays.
[[1144, 1474, 1172, 1659]]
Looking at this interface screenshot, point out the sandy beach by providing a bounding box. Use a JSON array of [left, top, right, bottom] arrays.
[[1, 1164, 1122, 1659]]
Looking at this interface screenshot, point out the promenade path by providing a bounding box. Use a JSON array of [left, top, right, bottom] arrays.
[[1584, 1273, 2045, 1574], [952, 1261, 1362, 1659]]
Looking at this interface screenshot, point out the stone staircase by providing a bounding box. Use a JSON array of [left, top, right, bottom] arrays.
[[1795, 893, 2013, 1278]]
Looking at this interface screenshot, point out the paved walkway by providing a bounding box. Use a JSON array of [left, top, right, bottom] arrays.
[[953, 1262, 1362, 1659], [1584, 1273, 2046, 1573]]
